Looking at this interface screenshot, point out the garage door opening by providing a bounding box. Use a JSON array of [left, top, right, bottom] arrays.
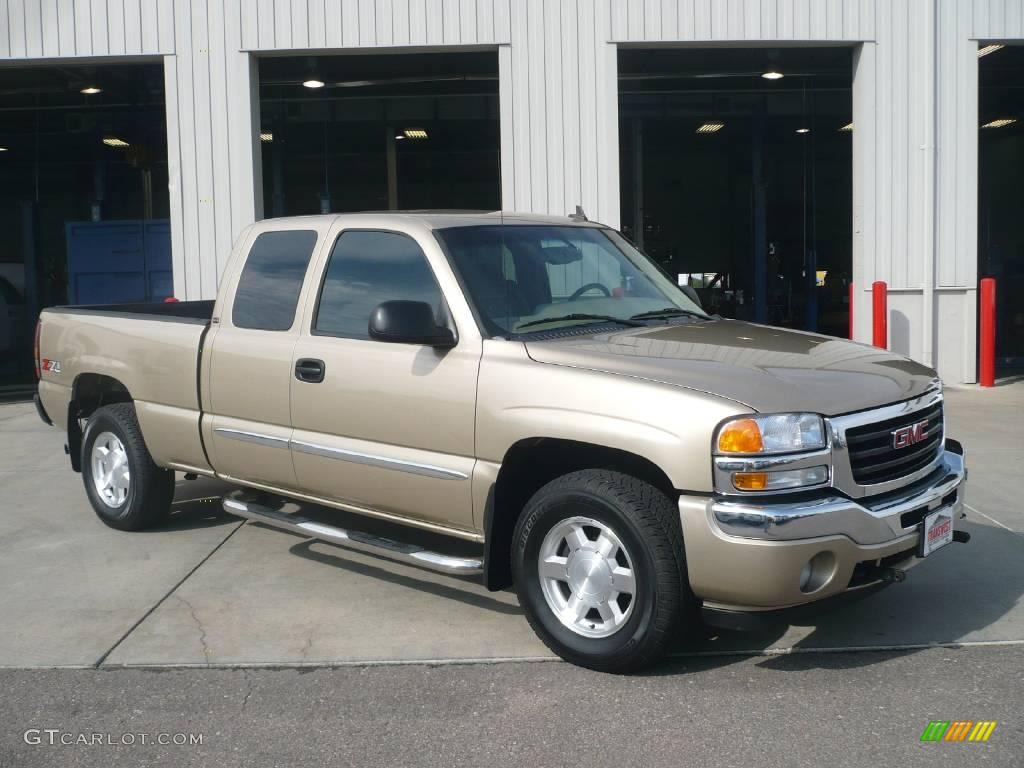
[[0, 62, 169, 398], [618, 47, 853, 336], [979, 43, 1024, 373], [258, 51, 500, 217]]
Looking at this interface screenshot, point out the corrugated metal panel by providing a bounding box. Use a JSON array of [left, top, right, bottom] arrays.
[[3, 0, 1023, 381], [609, 0, 875, 41], [0, 0, 173, 56]]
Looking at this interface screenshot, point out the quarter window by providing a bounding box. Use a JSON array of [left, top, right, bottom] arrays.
[[232, 230, 318, 331], [314, 230, 446, 339]]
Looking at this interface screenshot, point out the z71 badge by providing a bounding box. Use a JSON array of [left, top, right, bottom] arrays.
[[41, 358, 62, 374]]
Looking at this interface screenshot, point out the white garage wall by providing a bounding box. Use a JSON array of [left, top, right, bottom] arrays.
[[2, 0, 1022, 383]]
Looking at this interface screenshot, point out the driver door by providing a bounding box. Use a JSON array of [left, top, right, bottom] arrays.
[[287, 224, 481, 534]]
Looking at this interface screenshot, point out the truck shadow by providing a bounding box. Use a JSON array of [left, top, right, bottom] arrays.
[[157, 477, 240, 532], [652, 520, 1023, 676]]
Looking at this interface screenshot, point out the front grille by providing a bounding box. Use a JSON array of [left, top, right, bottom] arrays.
[[845, 400, 944, 486]]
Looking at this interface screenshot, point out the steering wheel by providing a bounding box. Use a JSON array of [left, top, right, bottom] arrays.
[[568, 283, 612, 301]]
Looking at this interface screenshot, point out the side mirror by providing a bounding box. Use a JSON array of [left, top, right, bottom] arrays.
[[679, 284, 703, 309], [369, 300, 456, 348]]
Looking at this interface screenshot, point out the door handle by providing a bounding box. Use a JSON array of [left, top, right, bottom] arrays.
[[294, 358, 326, 383]]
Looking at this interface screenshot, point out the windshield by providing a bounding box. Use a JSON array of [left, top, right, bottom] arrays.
[[436, 225, 706, 336]]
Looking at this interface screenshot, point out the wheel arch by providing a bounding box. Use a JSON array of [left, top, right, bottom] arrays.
[[67, 373, 134, 472], [483, 437, 677, 591]]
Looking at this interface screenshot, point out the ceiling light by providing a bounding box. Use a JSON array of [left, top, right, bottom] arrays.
[[839, 122, 854, 133], [302, 79, 325, 89], [0, 147, 7, 152], [696, 122, 725, 134], [796, 128, 811, 134], [761, 71, 784, 80], [402, 128, 428, 139], [260, 131, 273, 142], [102, 137, 129, 147], [981, 118, 1017, 129], [394, 134, 406, 140], [80, 86, 102, 95], [978, 44, 1004, 58]]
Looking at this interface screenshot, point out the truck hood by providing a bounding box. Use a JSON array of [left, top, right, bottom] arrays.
[[524, 319, 938, 416]]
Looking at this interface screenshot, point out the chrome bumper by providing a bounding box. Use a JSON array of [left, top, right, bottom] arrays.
[[711, 444, 966, 546], [678, 442, 967, 610]]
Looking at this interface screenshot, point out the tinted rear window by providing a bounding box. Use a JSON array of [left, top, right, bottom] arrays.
[[232, 230, 318, 331]]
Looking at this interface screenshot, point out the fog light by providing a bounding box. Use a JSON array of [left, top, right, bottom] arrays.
[[733, 465, 828, 491], [799, 551, 836, 593]]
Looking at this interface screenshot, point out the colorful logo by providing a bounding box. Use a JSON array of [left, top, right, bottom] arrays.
[[920, 721, 997, 742]]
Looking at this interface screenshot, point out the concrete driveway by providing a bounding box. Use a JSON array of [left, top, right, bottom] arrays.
[[1, 383, 1022, 669]]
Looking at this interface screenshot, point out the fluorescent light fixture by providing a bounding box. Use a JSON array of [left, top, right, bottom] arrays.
[[402, 128, 428, 139], [394, 134, 406, 140], [978, 44, 1004, 58], [260, 131, 273, 142], [796, 127, 811, 134], [696, 122, 725, 134], [102, 137, 129, 147], [981, 118, 1017, 129], [302, 79, 325, 89], [0, 147, 7, 152], [839, 122, 854, 133], [80, 86, 102, 95], [761, 71, 784, 80]]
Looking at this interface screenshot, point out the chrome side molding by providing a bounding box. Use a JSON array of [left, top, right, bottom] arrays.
[[213, 428, 468, 481], [290, 439, 469, 481], [222, 494, 483, 576]]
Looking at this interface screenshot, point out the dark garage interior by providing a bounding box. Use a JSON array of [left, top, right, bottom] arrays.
[[258, 51, 500, 217], [618, 47, 853, 337], [979, 43, 1024, 371], [0, 62, 169, 396]]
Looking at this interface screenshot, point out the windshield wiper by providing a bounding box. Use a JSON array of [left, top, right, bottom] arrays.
[[515, 313, 645, 331], [628, 307, 709, 321]]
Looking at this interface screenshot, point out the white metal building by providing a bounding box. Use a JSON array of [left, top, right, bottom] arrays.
[[2, 0, 1023, 385]]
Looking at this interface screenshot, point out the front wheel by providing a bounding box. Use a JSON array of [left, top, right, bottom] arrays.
[[81, 403, 175, 531], [512, 469, 694, 672]]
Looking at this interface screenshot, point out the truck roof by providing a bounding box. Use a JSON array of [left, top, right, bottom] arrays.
[[254, 210, 606, 230]]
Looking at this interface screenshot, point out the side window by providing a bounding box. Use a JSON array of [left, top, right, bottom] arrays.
[[232, 230, 318, 331], [314, 230, 446, 340]]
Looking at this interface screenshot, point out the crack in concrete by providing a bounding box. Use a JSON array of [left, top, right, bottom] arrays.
[[240, 669, 254, 713], [173, 593, 211, 666]]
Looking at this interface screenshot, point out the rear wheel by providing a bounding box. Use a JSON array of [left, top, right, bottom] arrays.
[[81, 403, 175, 531], [512, 469, 693, 672]]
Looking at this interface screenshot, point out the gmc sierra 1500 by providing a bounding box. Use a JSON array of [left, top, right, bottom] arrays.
[[35, 211, 968, 671]]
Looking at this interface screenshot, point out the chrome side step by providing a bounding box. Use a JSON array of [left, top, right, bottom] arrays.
[[222, 495, 483, 576]]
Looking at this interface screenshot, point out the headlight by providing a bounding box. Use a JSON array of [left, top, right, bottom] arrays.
[[716, 413, 826, 455]]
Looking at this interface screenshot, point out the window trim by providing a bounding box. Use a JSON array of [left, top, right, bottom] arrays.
[[230, 228, 320, 332], [309, 227, 458, 345]]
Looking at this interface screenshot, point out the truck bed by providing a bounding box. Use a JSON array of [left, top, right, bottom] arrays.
[[44, 299, 215, 324], [37, 301, 214, 474]]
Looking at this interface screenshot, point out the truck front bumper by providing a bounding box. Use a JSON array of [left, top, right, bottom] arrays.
[[678, 443, 967, 612]]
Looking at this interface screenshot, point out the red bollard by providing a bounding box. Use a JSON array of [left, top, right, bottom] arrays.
[[848, 282, 855, 340], [979, 277, 996, 387], [872, 281, 887, 349]]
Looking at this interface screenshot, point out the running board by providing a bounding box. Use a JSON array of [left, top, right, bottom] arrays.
[[222, 495, 483, 576]]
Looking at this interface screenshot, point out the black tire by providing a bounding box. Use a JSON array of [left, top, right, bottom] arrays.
[[512, 469, 693, 673], [81, 403, 175, 531]]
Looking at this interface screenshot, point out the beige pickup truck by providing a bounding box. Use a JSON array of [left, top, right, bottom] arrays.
[[35, 211, 968, 671]]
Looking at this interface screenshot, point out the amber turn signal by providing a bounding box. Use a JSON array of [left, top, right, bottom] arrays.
[[732, 472, 768, 490], [717, 418, 764, 453]]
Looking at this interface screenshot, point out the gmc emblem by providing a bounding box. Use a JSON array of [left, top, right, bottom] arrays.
[[892, 419, 929, 449]]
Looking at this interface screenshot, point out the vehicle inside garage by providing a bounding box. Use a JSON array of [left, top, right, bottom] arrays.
[[618, 47, 853, 337], [0, 62, 169, 397], [978, 43, 1024, 373], [257, 51, 500, 217]]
